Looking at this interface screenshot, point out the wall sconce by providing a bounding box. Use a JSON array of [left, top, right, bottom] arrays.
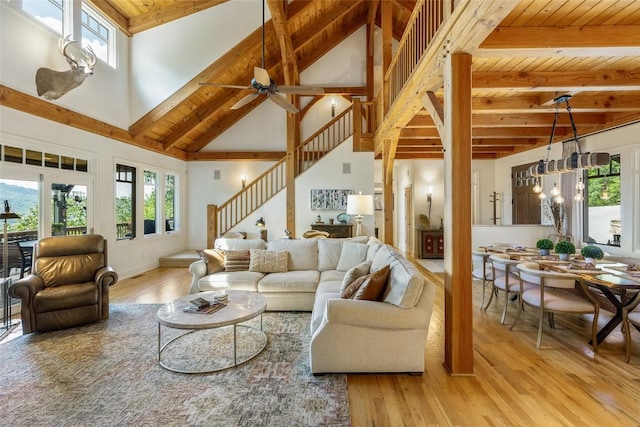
[[331, 100, 336, 117], [427, 187, 433, 220], [255, 217, 265, 229], [241, 175, 246, 189]]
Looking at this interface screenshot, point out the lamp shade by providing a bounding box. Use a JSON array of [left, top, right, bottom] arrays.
[[346, 194, 373, 216]]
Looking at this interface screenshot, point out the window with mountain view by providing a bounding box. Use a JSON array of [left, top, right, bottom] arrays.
[[583, 154, 621, 246]]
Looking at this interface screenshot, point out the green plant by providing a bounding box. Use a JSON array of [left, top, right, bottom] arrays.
[[554, 240, 576, 254], [581, 245, 604, 259], [536, 239, 554, 250]]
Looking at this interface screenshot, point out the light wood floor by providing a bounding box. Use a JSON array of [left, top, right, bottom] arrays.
[[61, 263, 640, 425]]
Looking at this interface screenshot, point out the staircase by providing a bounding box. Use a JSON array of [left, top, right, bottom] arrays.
[[208, 107, 354, 242]]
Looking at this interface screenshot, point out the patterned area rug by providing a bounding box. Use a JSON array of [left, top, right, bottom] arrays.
[[0, 305, 350, 426]]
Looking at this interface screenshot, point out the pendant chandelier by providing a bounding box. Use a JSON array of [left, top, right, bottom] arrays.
[[529, 94, 610, 203]]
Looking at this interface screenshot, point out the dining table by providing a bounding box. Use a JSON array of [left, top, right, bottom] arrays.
[[531, 259, 640, 345], [477, 244, 640, 345]]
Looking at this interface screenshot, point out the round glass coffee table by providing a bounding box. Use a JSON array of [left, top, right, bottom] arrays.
[[157, 290, 267, 374]]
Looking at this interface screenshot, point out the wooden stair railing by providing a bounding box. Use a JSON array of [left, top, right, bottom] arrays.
[[294, 106, 353, 175], [207, 106, 354, 245]]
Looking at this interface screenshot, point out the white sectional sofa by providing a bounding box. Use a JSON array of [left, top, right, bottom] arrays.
[[188, 236, 436, 374]]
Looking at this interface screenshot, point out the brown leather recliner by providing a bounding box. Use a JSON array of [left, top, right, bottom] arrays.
[[9, 234, 118, 334]]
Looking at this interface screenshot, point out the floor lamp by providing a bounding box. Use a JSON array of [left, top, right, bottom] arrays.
[[347, 193, 373, 237], [2, 200, 20, 338]]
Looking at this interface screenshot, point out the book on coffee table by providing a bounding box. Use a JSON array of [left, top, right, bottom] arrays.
[[183, 301, 226, 314]]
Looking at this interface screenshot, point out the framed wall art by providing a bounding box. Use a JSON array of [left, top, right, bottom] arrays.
[[310, 189, 352, 210]]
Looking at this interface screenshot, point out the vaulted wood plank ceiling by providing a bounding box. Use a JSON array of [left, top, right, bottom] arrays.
[[62, 1, 640, 160]]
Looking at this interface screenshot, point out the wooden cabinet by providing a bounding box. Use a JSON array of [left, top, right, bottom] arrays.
[[310, 223, 353, 238], [417, 228, 444, 259]]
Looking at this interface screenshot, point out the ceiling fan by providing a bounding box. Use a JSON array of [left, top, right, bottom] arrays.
[[199, 0, 324, 113]]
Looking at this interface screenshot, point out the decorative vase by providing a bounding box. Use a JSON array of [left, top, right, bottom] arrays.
[[539, 249, 550, 256], [584, 257, 595, 266], [558, 253, 570, 261]]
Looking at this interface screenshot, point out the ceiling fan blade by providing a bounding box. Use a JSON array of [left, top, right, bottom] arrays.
[[199, 83, 252, 90], [231, 92, 260, 110], [268, 93, 299, 114], [254, 66, 271, 87], [276, 85, 325, 95]]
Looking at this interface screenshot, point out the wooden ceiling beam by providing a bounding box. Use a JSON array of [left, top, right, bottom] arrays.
[[86, 0, 132, 36], [472, 70, 640, 92], [0, 85, 186, 160], [290, 1, 361, 53], [472, 112, 606, 127], [127, 1, 228, 34], [186, 151, 285, 161]]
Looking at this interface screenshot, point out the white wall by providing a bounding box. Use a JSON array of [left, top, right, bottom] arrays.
[[129, 0, 266, 121], [0, 2, 130, 128]]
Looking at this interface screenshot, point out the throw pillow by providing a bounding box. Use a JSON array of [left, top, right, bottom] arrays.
[[224, 250, 251, 272], [336, 242, 369, 272], [341, 274, 369, 299], [339, 260, 372, 294], [249, 249, 288, 273], [197, 249, 226, 275], [354, 264, 390, 301]]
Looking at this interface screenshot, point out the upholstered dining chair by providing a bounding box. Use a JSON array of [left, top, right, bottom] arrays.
[[622, 291, 640, 362], [8, 234, 118, 334], [512, 262, 600, 351], [472, 248, 494, 309], [483, 254, 522, 324]]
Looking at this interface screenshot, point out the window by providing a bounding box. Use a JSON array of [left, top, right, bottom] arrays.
[[143, 170, 157, 235], [165, 173, 177, 233], [51, 183, 87, 236], [22, 0, 63, 34], [583, 154, 620, 246], [81, 3, 115, 66], [116, 164, 136, 240], [16, 0, 116, 67]]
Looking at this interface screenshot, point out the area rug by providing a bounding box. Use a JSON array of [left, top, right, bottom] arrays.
[[0, 304, 350, 426]]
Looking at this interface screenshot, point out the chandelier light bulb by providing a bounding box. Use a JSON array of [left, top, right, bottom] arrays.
[[538, 192, 547, 200], [575, 180, 585, 191], [533, 183, 543, 194], [554, 195, 565, 204], [574, 192, 583, 202], [550, 184, 561, 197]]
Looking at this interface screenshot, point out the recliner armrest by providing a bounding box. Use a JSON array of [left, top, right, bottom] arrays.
[[95, 266, 118, 289], [8, 274, 44, 302], [324, 298, 429, 330]]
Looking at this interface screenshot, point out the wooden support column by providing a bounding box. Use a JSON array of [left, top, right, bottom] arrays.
[[381, 0, 392, 114], [207, 204, 218, 248], [442, 52, 474, 375], [382, 139, 394, 245]]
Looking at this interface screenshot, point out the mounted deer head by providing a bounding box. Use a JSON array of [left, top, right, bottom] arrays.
[[35, 35, 97, 100]]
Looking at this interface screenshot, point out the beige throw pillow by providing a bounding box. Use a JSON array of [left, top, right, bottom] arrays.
[[340, 260, 372, 295], [336, 242, 369, 272], [197, 249, 226, 274], [341, 274, 369, 299], [249, 249, 288, 273], [354, 265, 390, 301], [224, 250, 251, 272]]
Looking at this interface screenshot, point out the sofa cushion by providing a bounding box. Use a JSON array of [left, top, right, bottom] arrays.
[[345, 236, 369, 244], [311, 282, 342, 334], [320, 270, 345, 282], [198, 271, 263, 292], [317, 239, 344, 271], [224, 250, 250, 272], [267, 239, 318, 271], [382, 251, 425, 308], [258, 270, 320, 293], [215, 238, 266, 251], [198, 249, 226, 275], [336, 242, 368, 272], [339, 260, 371, 294], [249, 249, 288, 273], [353, 265, 390, 301], [370, 244, 393, 272]]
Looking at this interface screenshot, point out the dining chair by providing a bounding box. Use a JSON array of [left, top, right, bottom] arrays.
[[622, 291, 640, 362], [472, 248, 494, 309], [512, 262, 600, 351], [483, 254, 522, 324]]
